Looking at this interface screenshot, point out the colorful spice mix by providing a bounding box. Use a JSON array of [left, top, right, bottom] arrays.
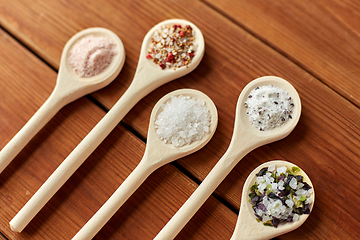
[[146, 24, 196, 69], [245, 85, 295, 131], [249, 165, 313, 228]]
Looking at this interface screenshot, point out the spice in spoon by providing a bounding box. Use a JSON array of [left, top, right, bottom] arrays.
[[69, 35, 117, 78], [155, 95, 211, 147], [146, 24, 196, 70], [249, 165, 313, 228], [245, 85, 295, 131]]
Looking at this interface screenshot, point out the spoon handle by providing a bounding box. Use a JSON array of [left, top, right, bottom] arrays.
[[72, 160, 153, 240], [9, 83, 146, 232], [154, 145, 250, 240], [0, 91, 65, 174]]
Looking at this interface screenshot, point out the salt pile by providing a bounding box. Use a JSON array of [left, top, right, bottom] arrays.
[[245, 85, 294, 131], [155, 95, 211, 147], [249, 165, 313, 228], [69, 35, 117, 78]]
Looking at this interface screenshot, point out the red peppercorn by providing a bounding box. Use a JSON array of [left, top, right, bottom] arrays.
[[146, 54, 152, 59], [159, 63, 166, 69], [179, 31, 184, 37], [168, 52, 174, 59], [186, 25, 193, 33], [173, 24, 182, 30], [188, 53, 194, 58]]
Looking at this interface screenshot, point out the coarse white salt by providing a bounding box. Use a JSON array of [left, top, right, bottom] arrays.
[[245, 85, 295, 131], [289, 177, 298, 189], [69, 35, 117, 78], [155, 95, 211, 147], [268, 164, 275, 172]]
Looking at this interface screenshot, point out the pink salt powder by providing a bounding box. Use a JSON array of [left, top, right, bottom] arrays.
[[69, 35, 117, 78]]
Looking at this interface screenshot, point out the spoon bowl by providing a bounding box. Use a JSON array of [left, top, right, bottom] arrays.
[[71, 88, 218, 240], [146, 89, 218, 168], [10, 19, 205, 233], [132, 19, 205, 93], [231, 160, 315, 240], [234, 76, 301, 146], [154, 76, 301, 240], [57, 27, 126, 102], [0, 27, 125, 174]]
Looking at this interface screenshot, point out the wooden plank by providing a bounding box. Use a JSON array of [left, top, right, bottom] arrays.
[[202, 0, 360, 107], [0, 0, 360, 239], [0, 29, 237, 239]]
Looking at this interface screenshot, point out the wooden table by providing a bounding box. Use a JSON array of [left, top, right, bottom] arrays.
[[0, 0, 359, 239]]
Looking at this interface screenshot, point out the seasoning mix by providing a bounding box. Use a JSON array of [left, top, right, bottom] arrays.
[[245, 85, 295, 131], [249, 165, 313, 228], [146, 24, 196, 70]]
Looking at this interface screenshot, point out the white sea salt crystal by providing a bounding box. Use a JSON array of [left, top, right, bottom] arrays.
[[305, 196, 312, 204], [297, 182, 304, 190], [289, 178, 298, 189], [245, 85, 294, 131], [285, 199, 294, 208], [257, 176, 265, 183], [278, 180, 285, 190], [296, 189, 307, 197], [293, 213, 299, 221], [276, 166, 287, 176], [256, 208, 263, 216], [268, 164, 275, 172], [155, 95, 211, 147]]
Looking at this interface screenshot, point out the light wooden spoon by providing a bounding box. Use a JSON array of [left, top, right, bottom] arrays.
[[154, 76, 302, 240], [0, 27, 125, 174], [231, 160, 315, 240], [72, 88, 218, 240], [10, 19, 205, 233]]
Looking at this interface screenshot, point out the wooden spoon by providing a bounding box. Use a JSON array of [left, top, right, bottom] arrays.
[[9, 19, 205, 233], [71, 88, 218, 240], [231, 160, 315, 240], [0, 27, 125, 174], [154, 76, 302, 240]]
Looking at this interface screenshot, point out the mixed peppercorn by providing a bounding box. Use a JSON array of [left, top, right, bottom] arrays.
[[146, 24, 196, 69]]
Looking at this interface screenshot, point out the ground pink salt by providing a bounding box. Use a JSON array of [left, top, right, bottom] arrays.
[[69, 35, 117, 78]]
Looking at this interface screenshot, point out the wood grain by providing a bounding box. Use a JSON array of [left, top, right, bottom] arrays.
[[203, 0, 360, 107], [0, 0, 359, 239], [0, 28, 237, 239]]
